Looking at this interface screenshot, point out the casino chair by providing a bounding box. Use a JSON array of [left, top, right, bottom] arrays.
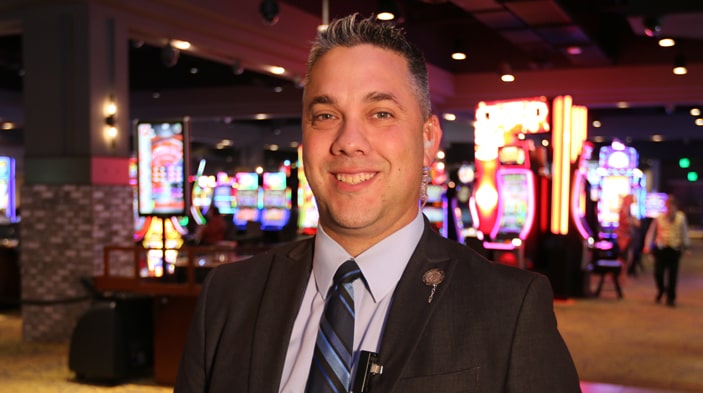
[[589, 238, 624, 299]]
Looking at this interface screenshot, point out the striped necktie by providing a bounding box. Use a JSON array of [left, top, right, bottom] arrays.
[[306, 259, 362, 393]]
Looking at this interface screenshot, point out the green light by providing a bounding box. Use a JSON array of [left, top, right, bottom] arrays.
[[687, 171, 698, 182], [679, 158, 691, 168]]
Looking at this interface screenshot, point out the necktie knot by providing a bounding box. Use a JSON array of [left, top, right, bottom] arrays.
[[334, 259, 362, 286]]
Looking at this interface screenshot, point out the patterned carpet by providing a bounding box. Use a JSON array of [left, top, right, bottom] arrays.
[[0, 240, 701, 393]]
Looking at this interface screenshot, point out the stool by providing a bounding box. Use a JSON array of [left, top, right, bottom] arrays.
[[592, 259, 623, 299]]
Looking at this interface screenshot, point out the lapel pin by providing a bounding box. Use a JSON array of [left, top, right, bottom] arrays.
[[422, 268, 445, 303]]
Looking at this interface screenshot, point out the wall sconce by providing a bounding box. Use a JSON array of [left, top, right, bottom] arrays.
[[104, 97, 118, 147], [672, 55, 687, 75]]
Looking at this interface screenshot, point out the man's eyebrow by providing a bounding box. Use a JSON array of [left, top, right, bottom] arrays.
[[306, 95, 335, 111], [365, 91, 404, 110]]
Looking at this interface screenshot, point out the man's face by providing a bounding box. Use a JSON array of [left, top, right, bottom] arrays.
[[302, 44, 440, 254]]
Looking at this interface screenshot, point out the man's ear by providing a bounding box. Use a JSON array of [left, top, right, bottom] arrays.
[[423, 114, 443, 166]]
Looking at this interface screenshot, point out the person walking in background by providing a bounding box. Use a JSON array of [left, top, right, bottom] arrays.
[[616, 194, 640, 277], [644, 194, 690, 307]]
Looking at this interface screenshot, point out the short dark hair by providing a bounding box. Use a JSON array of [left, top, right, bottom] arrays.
[[305, 13, 431, 119]]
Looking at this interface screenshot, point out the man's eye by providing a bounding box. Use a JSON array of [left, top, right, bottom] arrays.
[[373, 111, 392, 119], [314, 113, 334, 121]]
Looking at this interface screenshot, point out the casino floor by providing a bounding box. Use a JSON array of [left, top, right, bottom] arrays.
[[1, 237, 701, 393]]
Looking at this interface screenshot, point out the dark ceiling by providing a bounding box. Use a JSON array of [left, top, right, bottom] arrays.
[[0, 0, 702, 163]]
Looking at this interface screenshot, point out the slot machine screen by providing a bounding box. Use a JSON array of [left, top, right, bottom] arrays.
[[599, 175, 631, 227], [213, 185, 236, 215], [136, 120, 189, 216], [497, 172, 529, 234]]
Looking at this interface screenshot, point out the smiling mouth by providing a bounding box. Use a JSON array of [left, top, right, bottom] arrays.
[[335, 172, 376, 185]]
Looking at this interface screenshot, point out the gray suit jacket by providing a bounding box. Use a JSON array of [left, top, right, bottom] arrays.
[[175, 221, 581, 392]]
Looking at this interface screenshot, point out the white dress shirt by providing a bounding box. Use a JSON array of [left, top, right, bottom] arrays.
[[278, 212, 425, 392]]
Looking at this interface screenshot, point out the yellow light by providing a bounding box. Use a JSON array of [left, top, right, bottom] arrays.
[[443, 113, 456, 121], [171, 40, 191, 50], [500, 73, 515, 83], [269, 66, 286, 75], [451, 52, 467, 60], [377, 12, 395, 21], [658, 38, 675, 47]]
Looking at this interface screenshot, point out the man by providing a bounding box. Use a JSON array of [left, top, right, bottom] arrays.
[[175, 14, 581, 392], [644, 194, 690, 307]]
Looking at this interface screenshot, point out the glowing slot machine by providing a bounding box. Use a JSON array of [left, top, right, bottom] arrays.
[[0, 156, 17, 222], [595, 140, 644, 239], [233, 172, 262, 230], [482, 144, 536, 268], [260, 171, 291, 230]]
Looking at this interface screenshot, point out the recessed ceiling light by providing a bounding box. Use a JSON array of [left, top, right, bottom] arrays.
[[171, 40, 191, 50], [443, 113, 456, 121], [689, 108, 700, 117], [592, 120, 602, 128], [651, 134, 664, 142], [695, 118, 703, 127], [658, 38, 675, 47], [269, 66, 285, 75], [616, 102, 629, 109]]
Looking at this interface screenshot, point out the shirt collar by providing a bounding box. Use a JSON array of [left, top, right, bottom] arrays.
[[313, 212, 425, 302]]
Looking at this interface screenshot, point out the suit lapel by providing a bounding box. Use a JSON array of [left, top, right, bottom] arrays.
[[249, 239, 314, 393], [372, 225, 455, 391]]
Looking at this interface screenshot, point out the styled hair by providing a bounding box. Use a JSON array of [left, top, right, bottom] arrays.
[[305, 13, 432, 119]]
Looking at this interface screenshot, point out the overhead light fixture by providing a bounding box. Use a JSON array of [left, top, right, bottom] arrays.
[[377, 0, 399, 21], [319, 0, 329, 32], [673, 55, 687, 75], [592, 119, 602, 128], [500, 62, 515, 82], [259, 0, 280, 25], [451, 40, 467, 61], [161, 41, 180, 67], [658, 37, 675, 47], [695, 118, 703, 127], [690, 108, 701, 117], [643, 17, 662, 38], [171, 40, 191, 50]]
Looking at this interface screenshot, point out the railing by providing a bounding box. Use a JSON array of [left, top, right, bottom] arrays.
[[93, 244, 272, 296]]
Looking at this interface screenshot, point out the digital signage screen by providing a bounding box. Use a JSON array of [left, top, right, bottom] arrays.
[[136, 120, 189, 216]]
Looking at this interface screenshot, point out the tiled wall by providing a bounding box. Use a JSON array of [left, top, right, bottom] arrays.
[[19, 184, 133, 341]]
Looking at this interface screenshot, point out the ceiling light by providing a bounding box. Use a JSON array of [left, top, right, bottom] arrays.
[[443, 113, 456, 121], [690, 108, 701, 117], [500, 62, 515, 82], [651, 134, 664, 142], [643, 17, 662, 38], [259, 0, 280, 25], [171, 40, 191, 50], [592, 119, 601, 128], [377, 0, 399, 21], [2, 122, 15, 130], [451, 40, 467, 60], [658, 38, 675, 47], [616, 101, 629, 109], [269, 66, 285, 75], [695, 118, 703, 127], [673, 55, 687, 75]]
